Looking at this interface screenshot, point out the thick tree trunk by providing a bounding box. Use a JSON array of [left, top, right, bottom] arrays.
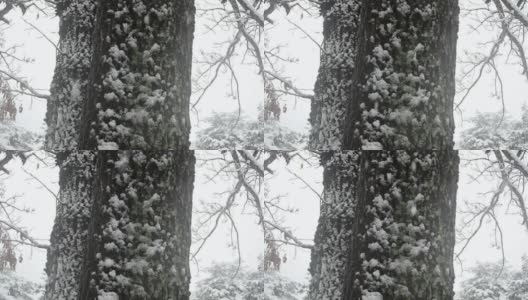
[[308, 1, 460, 298], [45, 150, 195, 300], [78, 0, 195, 150], [45, 0, 96, 149], [45, 151, 96, 299], [46, 0, 195, 150], [308, 151, 359, 300], [342, 0, 459, 149], [342, 150, 458, 299], [309, 0, 361, 150], [308, 151, 459, 300]]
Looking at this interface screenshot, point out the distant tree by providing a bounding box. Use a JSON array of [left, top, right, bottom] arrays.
[[265, 120, 306, 151], [0, 270, 43, 300], [459, 262, 509, 300], [194, 112, 263, 150], [458, 257, 528, 300], [193, 110, 305, 150], [509, 255, 528, 300], [459, 105, 528, 149], [192, 262, 305, 300]]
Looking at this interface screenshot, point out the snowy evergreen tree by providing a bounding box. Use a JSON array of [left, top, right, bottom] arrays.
[[192, 262, 306, 300], [193, 112, 264, 150], [0, 271, 43, 300], [459, 106, 528, 149], [458, 258, 528, 300]]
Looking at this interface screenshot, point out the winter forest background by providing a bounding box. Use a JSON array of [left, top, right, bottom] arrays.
[[0, 0, 528, 299]]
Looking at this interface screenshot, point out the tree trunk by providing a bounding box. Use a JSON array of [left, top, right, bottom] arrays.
[[78, 0, 195, 150], [342, 0, 459, 149], [45, 0, 96, 149], [309, 0, 361, 149], [46, 0, 195, 150], [342, 150, 458, 299], [308, 151, 359, 300], [308, 1, 460, 298], [44, 150, 195, 300], [45, 151, 96, 299]]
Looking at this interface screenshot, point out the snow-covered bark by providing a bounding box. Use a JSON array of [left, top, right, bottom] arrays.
[[309, 0, 361, 150], [342, 0, 459, 149], [45, 151, 96, 299], [45, 0, 96, 149], [309, 151, 459, 299], [78, 0, 195, 150], [310, 0, 459, 150], [308, 151, 359, 299], [309, 1, 460, 298], [342, 150, 459, 299], [46, 0, 195, 150], [45, 150, 195, 300]]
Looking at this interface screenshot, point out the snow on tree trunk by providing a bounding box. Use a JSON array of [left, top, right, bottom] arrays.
[[308, 151, 359, 299], [308, 1, 460, 298], [45, 0, 96, 149], [45, 151, 96, 299], [78, 0, 195, 150], [342, 150, 459, 299], [309, 0, 361, 150], [341, 0, 459, 149], [45, 150, 195, 300]]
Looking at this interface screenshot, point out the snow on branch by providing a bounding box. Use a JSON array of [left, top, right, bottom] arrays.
[[0, 69, 50, 100], [503, 150, 528, 177], [264, 220, 313, 249], [236, 0, 266, 26], [501, 0, 528, 27], [0, 220, 49, 249]]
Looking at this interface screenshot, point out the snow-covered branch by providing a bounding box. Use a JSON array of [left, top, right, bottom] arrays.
[[501, 0, 528, 27], [0, 219, 49, 249], [0, 69, 50, 100]]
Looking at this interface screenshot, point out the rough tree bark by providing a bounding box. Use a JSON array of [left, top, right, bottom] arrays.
[[342, 0, 459, 150], [44, 1, 197, 298], [45, 152, 96, 299], [46, 0, 195, 150], [308, 1, 460, 299], [308, 151, 359, 300], [309, 0, 361, 150], [45, 0, 96, 149], [342, 150, 458, 299], [78, 0, 195, 150], [45, 151, 195, 300]]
